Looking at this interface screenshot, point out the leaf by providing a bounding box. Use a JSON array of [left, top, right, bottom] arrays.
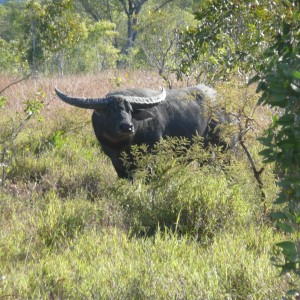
[[256, 81, 266, 93], [279, 143, 294, 151], [287, 289, 299, 296], [276, 241, 295, 251], [269, 94, 288, 107], [276, 241, 298, 262], [257, 135, 274, 146], [271, 212, 288, 220], [268, 82, 285, 93], [248, 74, 260, 85], [259, 148, 274, 157], [291, 70, 300, 79], [258, 91, 269, 105], [277, 114, 294, 125], [274, 193, 288, 204], [0, 95, 7, 109], [276, 222, 295, 234], [280, 262, 297, 275]]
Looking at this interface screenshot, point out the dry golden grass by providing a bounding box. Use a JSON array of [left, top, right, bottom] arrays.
[[1, 71, 165, 105], [0, 70, 197, 113]]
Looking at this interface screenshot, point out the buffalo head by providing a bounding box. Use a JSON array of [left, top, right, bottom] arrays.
[[55, 87, 166, 145]]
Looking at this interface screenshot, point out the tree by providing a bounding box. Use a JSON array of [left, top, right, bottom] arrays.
[[0, 0, 26, 42], [118, 0, 148, 58], [74, 0, 123, 52], [252, 0, 300, 295], [75, 0, 186, 67], [0, 38, 29, 73], [66, 20, 119, 73], [24, 0, 87, 75], [74, 0, 149, 65], [136, 4, 196, 87], [0, 1, 30, 74], [178, 0, 286, 83]]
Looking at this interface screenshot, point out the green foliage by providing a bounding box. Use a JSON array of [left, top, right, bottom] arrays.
[[178, 0, 288, 82], [0, 38, 29, 74], [115, 138, 260, 241], [0, 89, 45, 192], [0, 95, 6, 109], [24, 0, 87, 73], [70, 20, 119, 72], [136, 5, 196, 86], [252, 0, 300, 294], [0, 224, 285, 299], [24, 90, 45, 117], [37, 192, 92, 248]]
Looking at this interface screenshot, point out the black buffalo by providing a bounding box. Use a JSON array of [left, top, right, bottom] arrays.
[[55, 85, 229, 178]]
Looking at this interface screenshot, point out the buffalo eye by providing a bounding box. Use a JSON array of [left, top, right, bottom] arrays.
[[106, 106, 115, 115], [132, 109, 154, 120]]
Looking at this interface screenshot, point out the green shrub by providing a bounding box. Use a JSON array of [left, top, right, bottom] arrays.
[[113, 139, 254, 241]]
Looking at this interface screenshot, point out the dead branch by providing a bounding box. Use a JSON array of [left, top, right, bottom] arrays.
[[0, 74, 31, 95]]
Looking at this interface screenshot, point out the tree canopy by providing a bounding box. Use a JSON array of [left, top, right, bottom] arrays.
[[0, 0, 297, 83]]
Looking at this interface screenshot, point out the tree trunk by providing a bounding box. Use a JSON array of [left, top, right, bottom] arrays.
[[117, 0, 148, 67]]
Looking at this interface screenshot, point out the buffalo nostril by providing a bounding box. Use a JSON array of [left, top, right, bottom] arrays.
[[120, 124, 134, 132]]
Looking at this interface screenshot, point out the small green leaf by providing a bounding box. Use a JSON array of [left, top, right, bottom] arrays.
[[269, 94, 288, 107], [279, 143, 294, 151], [280, 262, 297, 275], [276, 241, 298, 261], [276, 222, 295, 233], [248, 74, 260, 85], [274, 194, 288, 204], [256, 81, 266, 93], [287, 289, 299, 296], [277, 114, 294, 125], [259, 148, 274, 157], [291, 70, 300, 79], [271, 212, 287, 220], [0, 95, 7, 109], [257, 135, 273, 146], [268, 82, 285, 93]]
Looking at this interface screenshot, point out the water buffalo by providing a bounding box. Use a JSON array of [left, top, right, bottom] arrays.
[[55, 85, 229, 178]]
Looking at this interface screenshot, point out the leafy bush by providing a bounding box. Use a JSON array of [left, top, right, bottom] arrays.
[[253, 1, 300, 294], [113, 138, 257, 241], [178, 0, 288, 82]]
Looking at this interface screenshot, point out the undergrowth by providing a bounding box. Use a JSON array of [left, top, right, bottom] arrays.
[[0, 74, 289, 299]]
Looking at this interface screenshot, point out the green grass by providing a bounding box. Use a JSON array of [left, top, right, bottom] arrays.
[[0, 215, 286, 299], [0, 74, 290, 299]]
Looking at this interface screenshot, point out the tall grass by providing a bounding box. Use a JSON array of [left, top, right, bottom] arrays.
[[0, 72, 289, 299]]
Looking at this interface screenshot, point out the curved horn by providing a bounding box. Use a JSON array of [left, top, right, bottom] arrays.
[[55, 88, 110, 109], [55, 87, 167, 109], [118, 88, 166, 108]]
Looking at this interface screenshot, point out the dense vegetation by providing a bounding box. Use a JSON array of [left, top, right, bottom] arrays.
[[0, 0, 292, 83], [0, 0, 299, 298], [0, 73, 287, 298]]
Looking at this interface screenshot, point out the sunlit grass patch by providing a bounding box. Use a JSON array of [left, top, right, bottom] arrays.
[[1, 228, 285, 299]]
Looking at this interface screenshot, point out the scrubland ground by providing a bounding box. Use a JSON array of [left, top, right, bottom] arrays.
[[0, 71, 290, 299]]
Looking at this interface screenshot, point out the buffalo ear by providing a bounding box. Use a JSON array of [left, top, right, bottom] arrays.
[[132, 109, 154, 120]]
